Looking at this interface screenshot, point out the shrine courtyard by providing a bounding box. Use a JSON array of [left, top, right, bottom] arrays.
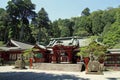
[[0, 66, 120, 80]]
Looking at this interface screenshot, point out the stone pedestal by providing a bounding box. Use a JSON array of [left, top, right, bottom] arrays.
[[15, 59, 26, 69], [86, 61, 103, 75], [14, 55, 26, 69]]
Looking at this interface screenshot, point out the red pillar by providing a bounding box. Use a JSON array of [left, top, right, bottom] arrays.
[[29, 58, 33, 69], [67, 50, 72, 63]]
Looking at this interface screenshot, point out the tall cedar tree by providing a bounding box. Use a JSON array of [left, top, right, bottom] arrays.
[[37, 8, 50, 44], [6, 0, 36, 43]]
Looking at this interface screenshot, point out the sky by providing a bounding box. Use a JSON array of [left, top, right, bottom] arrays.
[[0, 0, 120, 21]]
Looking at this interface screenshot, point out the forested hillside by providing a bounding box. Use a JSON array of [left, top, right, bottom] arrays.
[[0, 0, 120, 48]]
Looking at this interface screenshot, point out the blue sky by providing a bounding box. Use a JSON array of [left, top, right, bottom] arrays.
[[0, 0, 120, 21]]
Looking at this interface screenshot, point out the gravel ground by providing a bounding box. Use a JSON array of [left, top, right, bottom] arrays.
[[0, 66, 120, 80]]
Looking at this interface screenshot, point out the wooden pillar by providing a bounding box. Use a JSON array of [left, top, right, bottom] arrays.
[[51, 50, 57, 63], [67, 50, 72, 63]]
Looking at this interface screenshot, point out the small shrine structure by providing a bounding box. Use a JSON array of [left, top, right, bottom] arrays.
[[0, 39, 33, 61], [105, 49, 120, 67]]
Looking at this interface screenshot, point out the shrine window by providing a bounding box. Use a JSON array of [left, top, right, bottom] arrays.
[[9, 54, 19, 60]]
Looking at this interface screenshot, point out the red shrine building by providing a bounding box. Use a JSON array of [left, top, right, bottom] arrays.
[[32, 43, 51, 63], [0, 39, 33, 61], [33, 37, 80, 63], [0, 37, 82, 64]]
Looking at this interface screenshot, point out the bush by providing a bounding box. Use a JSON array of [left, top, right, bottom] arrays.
[[77, 41, 107, 60]]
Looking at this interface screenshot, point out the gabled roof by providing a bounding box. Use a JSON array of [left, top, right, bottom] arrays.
[[10, 39, 34, 50], [0, 47, 21, 51], [0, 39, 34, 51], [107, 49, 120, 52], [107, 49, 120, 54], [47, 37, 91, 47], [34, 43, 46, 50]]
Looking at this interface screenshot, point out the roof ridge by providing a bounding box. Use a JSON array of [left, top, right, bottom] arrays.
[[11, 39, 21, 48]]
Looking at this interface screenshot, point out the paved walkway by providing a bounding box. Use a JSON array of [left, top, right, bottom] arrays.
[[0, 66, 120, 80]]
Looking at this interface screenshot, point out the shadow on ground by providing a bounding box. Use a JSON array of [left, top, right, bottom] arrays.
[[107, 78, 120, 80], [0, 72, 89, 80]]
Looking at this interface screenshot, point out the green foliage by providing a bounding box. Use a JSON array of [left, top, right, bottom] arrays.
[[90, 10, 104, 35], [23, 48, 40, 60], [102, 22, 120, 47], [77, 47, 89, 57], [0, 8, 10, 42], [51, 21, 61, 38], [23, 48, 33, 59], [36, 8, 51, 44], [77, 41, 107, 57], [56, 19, 74, 37], [37, 8, 50, 29], [113, 43, 120, 48], [88, 41, 107, 56], [115, 8, 120, 23], [0, 1, 120, 49], [6, 0, 36, 43], [61, 27, 70, 37], [81, 7, 90, 16]]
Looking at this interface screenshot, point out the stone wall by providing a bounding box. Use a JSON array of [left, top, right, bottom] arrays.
[[33, 63, 84, 72], [105, 66, 120, 71]]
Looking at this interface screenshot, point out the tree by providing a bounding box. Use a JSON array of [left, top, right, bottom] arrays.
[[56, 19, 74, 37], [6, 0, 36, 43], [37, 8, 50, 44], [0, 8, 10, 42], [73, 15, 93, 36], [116, 8, 120, 23], [80, 16, 93, 35], [77, 41, 107, 60], [81, 7, 90, 16], [85, 17, 93, 35], [61, 19, 74, 36], [102, 8, 120, 48], [72, 17, 88, 36], [102, 10, 115, 25], [90, 10, 104, 35], [102, 22, 120, 47], [51, 21, 61, 38], [61, 26, 70, 37], [0, 8, 6, 41]]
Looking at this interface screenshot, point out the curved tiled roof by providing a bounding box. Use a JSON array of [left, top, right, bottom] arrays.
[[10, 39, 34, 50], [0, 39, 34, 51]]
